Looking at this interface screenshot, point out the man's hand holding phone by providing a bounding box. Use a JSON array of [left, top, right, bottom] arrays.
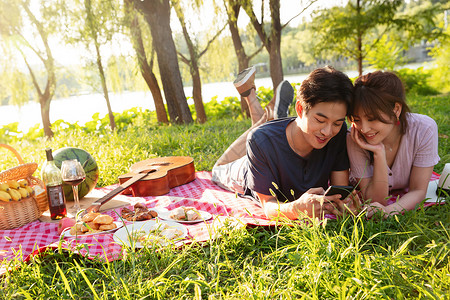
[[324, 185, 354, 200], [324, 185, 361, 217]]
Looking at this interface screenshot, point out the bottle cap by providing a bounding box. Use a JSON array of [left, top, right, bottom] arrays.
[[45, 148, 53, 161]]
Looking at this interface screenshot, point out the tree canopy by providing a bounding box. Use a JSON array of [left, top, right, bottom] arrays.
[[0, 0, 447, 136], [309, 0, 446, 76]]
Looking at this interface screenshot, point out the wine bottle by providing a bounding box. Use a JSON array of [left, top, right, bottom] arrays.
[[41, 148, 67, 220]]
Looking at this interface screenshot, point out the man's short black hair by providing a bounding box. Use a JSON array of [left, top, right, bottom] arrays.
[[297, 66, 353, 114]]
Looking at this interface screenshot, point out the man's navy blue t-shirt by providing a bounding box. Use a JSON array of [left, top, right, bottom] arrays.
[[241, 117, 349, 202]]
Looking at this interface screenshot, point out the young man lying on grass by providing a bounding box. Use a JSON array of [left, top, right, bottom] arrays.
[[212, 66, 360, 220]]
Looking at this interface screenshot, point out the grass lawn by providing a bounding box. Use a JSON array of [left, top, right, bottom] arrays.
[[0, 93, 449, 299]]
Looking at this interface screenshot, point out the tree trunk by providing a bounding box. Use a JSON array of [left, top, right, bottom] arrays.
[[357, 37, 363, 76], [268, 0, 283, 88], [39, 60, 56, 139], [126, 0, 168, 123], [173, 0, 206, 123], [268, 45, 283, 89], [227, 0, 250, 118], [243, 0, 284, 89], [142, 58, 169, 124], [133, 0, 193, 124], [39, 95, 53, 138], [21, 2, 56, 138], [191, 62, 207, 123], [356, 0, 363, 76], [180, 23, 206, 123], [94, 41, 116, 131]]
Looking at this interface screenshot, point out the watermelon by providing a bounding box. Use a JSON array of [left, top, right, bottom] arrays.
[[53, 147, 99, 201]]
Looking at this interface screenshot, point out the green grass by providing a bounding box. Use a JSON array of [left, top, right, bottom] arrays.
[[408, 93, 450, 173], [0, 93, 449, 299]]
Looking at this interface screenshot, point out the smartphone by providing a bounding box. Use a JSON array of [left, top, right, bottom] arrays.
[[324, 185, 354, 200]]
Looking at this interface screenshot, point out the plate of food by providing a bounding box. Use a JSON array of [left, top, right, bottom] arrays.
[[158, 206, 213, 224], [120, 203, 159, 222], [61, 212, 123, 237], [113, 219, 187, 248]]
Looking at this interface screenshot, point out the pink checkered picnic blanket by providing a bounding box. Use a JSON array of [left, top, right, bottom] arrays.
[[0, 171, 442, 268], [0, 172, 270, 264]]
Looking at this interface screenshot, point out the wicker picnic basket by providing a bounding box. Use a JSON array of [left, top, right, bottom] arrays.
[[0, 144, 48, 230]]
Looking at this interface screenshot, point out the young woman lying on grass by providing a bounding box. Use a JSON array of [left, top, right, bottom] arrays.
[[347, 71, 440, 218]]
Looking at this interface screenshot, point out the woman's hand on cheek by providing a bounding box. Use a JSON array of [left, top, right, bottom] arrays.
[[351, 125, 385, 155], [351, 124, 367, 148]]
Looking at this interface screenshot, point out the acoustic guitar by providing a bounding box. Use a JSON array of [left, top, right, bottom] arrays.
[[118, 156, 195, 197], [84, 156, 195, 214]]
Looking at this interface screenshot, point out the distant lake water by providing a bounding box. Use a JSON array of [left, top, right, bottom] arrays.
[[0, 71, 360, 132]]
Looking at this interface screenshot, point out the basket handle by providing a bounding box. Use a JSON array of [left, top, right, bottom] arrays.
[[30, 176, 45, 188], [0, 144, 25, 165]]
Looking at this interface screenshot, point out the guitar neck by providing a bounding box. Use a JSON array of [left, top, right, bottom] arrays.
[[86, 186, 126, 213], [85, 171, 150, 213]]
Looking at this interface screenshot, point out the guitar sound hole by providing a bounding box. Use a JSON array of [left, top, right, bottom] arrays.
[[139, 169, 157, 174], [150, 162, 170, 166]]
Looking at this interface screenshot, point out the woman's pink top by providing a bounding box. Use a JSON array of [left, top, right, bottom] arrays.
[[347, 113, 440, 190]]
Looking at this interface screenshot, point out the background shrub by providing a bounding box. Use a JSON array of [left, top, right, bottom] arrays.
[[396, 67, 440, 96]]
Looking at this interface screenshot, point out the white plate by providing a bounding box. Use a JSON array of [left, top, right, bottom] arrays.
[[158, 209, 213, 224], [61, 221, 123, 237], [113, 219, 187, 248]]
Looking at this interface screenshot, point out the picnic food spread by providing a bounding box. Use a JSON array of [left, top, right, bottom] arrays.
[[113, 219, 188, 248], [82, 156, 195, 214], [121, 203, 158, 221], [69, 212, 117, 235], [131, 222, 184, 246], [170, 206, 200, 221]]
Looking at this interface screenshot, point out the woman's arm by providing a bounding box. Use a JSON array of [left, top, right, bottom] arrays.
[[365, 166, 434, 218], [363, 149, 390, 205], [330, 169, 349, 186]]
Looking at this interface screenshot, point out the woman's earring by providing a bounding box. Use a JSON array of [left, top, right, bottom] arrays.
[[396, 116, 400, 126]]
